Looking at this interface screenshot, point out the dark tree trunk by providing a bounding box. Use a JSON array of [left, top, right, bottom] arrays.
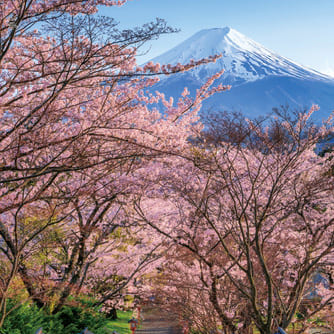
[[108, 307, 118, 320], [18, 264, 46, 309]]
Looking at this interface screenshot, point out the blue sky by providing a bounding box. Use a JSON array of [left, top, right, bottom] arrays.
[[99, 0, 334, 76]]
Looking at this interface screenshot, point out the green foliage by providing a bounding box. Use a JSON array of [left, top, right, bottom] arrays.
[[0, 300, 110, 334], [54, 305, 108, 333], [105, 311, 132, 334], [1, 302, 45, 334], [123, 295, 134, 303]]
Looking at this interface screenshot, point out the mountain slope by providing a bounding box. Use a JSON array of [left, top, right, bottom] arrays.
[[147, 27, 334, 120]]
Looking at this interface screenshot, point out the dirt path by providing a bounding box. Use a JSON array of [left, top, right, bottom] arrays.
[[136, 309, 182, 334]]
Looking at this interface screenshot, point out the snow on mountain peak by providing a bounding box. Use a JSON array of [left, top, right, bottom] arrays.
[[149, 27, 332, 84]]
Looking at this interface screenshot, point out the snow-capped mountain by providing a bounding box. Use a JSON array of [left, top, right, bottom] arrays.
[[147, 27, 334, 120]]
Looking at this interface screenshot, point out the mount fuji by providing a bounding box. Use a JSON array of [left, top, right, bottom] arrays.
[[147, 27, 334, 120]]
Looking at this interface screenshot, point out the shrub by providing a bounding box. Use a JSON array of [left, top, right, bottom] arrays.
[[1, 300, 109, 334]]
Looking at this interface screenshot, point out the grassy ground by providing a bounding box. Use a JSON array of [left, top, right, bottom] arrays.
[[104, 310, 133, 334]]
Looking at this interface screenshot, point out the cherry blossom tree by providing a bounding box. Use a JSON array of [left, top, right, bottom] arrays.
[[148, 246, 240, 334], [0, 0, 229, 325], [18, 192, 164, 313], [133, 108, 334, 334]]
